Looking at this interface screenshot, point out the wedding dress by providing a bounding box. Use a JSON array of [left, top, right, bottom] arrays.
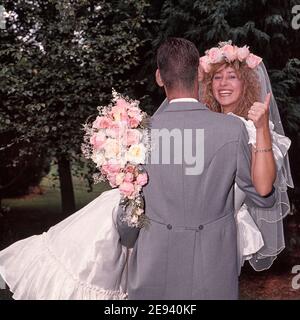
[[0, 188, 129, 299], [0, 116, 291, 299]]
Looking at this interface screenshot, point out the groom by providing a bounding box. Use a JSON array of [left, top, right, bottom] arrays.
[[117, 38, 275, 299]]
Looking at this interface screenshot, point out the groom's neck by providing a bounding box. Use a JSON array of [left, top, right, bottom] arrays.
[[165, 85, 199, 102]]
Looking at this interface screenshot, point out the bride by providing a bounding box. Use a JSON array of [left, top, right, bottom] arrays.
[[198, 42, 293, 272], [0, 42, 293, 300]]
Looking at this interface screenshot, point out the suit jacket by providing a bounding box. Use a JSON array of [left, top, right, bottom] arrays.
[[117, 101, 275, 300]]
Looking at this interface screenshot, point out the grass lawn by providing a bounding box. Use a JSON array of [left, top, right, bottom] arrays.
[[2, 165, 111, 214], [0, 165, 111, 249]]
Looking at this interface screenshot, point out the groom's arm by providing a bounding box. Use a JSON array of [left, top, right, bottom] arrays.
[[235, 123, 276, 208], [116, 206, 140, 248]]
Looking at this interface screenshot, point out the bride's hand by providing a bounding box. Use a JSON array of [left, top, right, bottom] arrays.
[[247, 93, 271, 130]]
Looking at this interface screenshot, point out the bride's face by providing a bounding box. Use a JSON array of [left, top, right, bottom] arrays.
[[212, 66, 244, 113]]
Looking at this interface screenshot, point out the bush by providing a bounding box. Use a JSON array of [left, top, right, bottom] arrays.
[[0, 131, 51, 198]]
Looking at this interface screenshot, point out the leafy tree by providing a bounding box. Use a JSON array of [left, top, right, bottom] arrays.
[[0, 0, 150, 215], [0, 131, 51, 199]]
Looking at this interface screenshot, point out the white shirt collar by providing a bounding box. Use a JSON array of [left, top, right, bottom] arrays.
[[169, 98, 198, 104]]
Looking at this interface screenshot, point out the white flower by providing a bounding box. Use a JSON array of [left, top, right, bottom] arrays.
[[130, 215, 139, 225], [104, 138, 120, 159], [116, 172, 125, 185], [126, 143, 146, 164], [91, 151, 105, 167]]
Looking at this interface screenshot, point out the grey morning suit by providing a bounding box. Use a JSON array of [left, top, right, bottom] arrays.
[[117, 101, 275, 300]]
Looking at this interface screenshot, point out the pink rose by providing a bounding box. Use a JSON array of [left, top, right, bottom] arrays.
[[119, 182, 135, 197], [237, 45, 250, 62], [107, 173, 117, 188], [199, 56, 211, 73], [111, 99, 129, 122], [127, 105, 142, 121], [207, 47, 223, 63], [136, 173, 148, 186], [129, 117, 140, 128], [125, 165, 136, 174], [124, 172, 134, 183], [126, 129, 141, 146], [116, 97, 130, 109], [221, 44, 238, 62], [102, 163, 120, 175], [90, 131, 106, 150], [107, 163, 121, 174], [246, 53, 262, 69], [93, 116, 112, 129]]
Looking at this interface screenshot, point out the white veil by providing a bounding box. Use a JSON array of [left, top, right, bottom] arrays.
[[246, 62, 294, 271], [153, 62, 294, 271]]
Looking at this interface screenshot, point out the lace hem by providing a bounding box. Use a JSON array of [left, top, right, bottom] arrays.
[[0, 233, 128, 300]]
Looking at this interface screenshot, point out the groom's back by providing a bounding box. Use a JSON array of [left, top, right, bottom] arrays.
[[127, 101, 246, 299], [143, 101, 244, 226]]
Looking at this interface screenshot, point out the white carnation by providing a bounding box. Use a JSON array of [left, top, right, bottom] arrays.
[[91, 151, 105, 167], [126, 143, 146, 164], [104, 138, 120, 159]]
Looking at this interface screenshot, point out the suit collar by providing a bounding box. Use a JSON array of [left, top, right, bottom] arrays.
[[164, 101, 208, 112]]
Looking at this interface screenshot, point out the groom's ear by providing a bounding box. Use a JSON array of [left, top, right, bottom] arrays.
[[156, 69, 164, 87]]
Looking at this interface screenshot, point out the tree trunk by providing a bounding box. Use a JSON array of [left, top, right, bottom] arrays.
[[57, 155, 76, 216]]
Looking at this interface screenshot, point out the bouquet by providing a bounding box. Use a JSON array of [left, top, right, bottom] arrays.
[[82, 90, 150, 228]]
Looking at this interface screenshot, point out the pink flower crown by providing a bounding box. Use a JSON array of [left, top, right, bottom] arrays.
[[199, 41, 262, 73]]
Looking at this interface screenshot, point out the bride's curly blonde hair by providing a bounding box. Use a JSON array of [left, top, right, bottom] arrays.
[[200, 61, 261, 118]]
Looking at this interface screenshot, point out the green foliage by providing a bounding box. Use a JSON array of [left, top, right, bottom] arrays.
[[0, 0, 150, 194], [130, 0, 300, 212], [0, 131, 51, 198], [0, 0, 299, 210]]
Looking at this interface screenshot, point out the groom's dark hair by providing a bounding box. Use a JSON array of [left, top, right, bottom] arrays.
[[157, 38, 199, 90]]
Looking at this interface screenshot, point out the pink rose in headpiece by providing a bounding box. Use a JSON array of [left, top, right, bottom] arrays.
[[246, 53, 262, 69], [221, 44, 238, 62], [237, 45, 250, 62], [207, 47, 223, 63], [199, 56, 211, 73]]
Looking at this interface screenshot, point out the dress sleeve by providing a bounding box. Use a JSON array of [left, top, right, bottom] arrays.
[[232, 114, 292, 172], [235, 122, 276, 209]]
